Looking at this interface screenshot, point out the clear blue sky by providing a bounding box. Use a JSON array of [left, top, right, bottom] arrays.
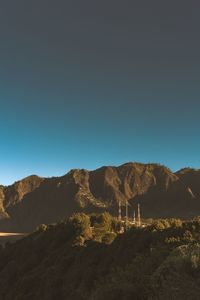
[[0, 0, 200, 185]]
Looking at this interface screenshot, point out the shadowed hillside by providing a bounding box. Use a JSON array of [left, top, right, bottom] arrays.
[[0, 163, 200, 232], [0, 213, 200, 299]]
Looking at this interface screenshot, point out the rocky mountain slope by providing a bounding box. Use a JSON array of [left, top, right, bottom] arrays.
[[0, 162, 200, 232]]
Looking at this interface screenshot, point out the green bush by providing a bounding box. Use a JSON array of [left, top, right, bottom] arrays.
[[69, 213, 92, 240]]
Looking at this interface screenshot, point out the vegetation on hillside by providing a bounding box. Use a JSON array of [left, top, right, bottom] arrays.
[[0, 213, 200, 299]]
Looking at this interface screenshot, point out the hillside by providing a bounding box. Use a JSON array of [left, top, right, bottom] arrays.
[[0, 163, 200, 232], [0, 213, 200, 299]]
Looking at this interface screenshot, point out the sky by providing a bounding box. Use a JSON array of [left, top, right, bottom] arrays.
[[0, 0, 200, 185]]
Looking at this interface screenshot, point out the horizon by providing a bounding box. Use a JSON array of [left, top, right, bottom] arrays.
[[1, 1, 200, 185], [0, 160, 198, 186]]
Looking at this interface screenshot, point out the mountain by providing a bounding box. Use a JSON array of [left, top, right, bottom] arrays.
[[0, 163, 200, 232]]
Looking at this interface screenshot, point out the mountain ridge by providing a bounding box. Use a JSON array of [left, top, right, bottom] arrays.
[[0, 162, 200, 232]]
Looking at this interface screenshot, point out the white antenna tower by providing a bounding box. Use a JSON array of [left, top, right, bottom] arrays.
[[118, 200, 122, 221], [125, 199, 128, 230], [133, 209, 136, 224], [137, 203, 141, 227]]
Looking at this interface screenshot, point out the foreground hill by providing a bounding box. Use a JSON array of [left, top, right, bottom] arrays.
[[1, 163, 200, 231], [0, 213, 200, 299], [0, 232, 26, 246]]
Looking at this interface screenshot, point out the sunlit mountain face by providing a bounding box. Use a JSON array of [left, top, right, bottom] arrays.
[[0, 162, 200, 232]]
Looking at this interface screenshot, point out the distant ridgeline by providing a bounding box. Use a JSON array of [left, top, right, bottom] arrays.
[[0, 162, 200, 232], [1, 213, 200, 299]]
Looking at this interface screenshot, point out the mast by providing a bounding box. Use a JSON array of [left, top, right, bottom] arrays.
[[125, 199, 128, 230], [118, 199, 122, 221], [133, 209, 136, 224], [137, 203, 141, 227]]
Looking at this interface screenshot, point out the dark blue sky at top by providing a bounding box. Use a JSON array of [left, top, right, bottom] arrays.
[[0, 0, 200, 184]]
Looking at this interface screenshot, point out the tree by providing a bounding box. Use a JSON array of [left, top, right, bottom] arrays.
[[69, 213, 92, 242]]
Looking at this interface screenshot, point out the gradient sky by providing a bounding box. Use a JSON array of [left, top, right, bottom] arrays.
[[0, 0, 200, 185]]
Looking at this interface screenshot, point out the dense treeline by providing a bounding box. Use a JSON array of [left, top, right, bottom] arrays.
[[0, 213, 200, 299]]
